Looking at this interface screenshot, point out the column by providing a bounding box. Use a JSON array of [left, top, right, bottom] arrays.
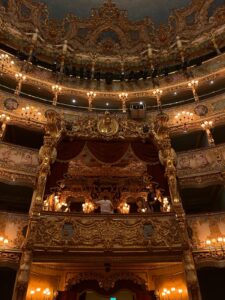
[[12, 251, 32, 300], [12, 110, 63, 300], [155, 112, 202, 300]]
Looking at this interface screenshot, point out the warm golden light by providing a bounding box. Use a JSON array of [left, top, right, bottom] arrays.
[[188, 79, 199, 87], [15, 72, 26, 81], [0, 114, 10, 122], [178, 289, 183, 294], [21, 106, 41, 121]]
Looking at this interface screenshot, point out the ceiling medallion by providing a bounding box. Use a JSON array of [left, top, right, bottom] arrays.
[[97, 112, 119, 137]]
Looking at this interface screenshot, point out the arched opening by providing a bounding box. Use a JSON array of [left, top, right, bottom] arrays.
[[57, 279, 156, 300]]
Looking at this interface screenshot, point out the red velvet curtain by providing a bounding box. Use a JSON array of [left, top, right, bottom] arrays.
[[56, 139, 159, 164], [46, 139, 166, 192], [86, 141, 129, 164], [57, 140, 86, 161], [131, 141, 158, 162]]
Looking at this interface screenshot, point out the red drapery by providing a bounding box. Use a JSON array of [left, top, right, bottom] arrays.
[[86, 141, 129, 164], [46, 139, 166, 193]]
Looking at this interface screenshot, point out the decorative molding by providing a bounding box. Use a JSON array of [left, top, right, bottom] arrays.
[[28, 213, 182, 252]]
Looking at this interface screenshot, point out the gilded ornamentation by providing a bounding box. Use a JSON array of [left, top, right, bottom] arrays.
[[30, 214, 182, 251], [66, 271, 146, 291], [97, 112, 119, 137], [13, 251, 33, 300], [68, 113, 151, 140], [2, 0, 225, 71]]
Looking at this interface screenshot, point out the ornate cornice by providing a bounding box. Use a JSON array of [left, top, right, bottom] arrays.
[[1, 0, 225, 68], [1, 48, 225, 97], [27, 213, 183, 253], [0, 142, 38, 186]]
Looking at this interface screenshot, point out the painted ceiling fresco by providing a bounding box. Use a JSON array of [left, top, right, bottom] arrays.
[[32, 0, 193, 23]]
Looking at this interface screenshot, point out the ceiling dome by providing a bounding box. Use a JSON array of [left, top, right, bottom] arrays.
[[33, 0, 192, 23]]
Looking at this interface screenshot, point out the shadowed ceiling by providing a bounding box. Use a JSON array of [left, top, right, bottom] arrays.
[[32, 0, 193, 23]]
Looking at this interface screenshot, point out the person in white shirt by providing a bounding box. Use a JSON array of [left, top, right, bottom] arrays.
[[95, 197, 114, 214]]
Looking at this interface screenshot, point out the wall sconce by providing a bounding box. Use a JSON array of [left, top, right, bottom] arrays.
[[0, 53, 14, 71], [201, 120, 214, 146], [153, 89, 163, 109], [119, 92, 128, 113], [30, 287, 51, 299], [174, 111, 194, 132], [188, 80, 199, 102], [205, 237, 225, 259], [161, 287, 183, 299], [0, 235, 9, 249], [21, 106, 41, 122], [0, 113, 10, 139], [87, 91, 96, 111], [15, 72, 26, 95], [52, 84, 62, 106]]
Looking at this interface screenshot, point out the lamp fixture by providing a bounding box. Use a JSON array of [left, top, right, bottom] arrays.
[[0, 113, 10, 139], [188, 79, 199, 102], [174, 111, 194, 132], [15, 72, 26, 95], [52, 84, 62, 106], [161, 287, 184, 299], [204, 237, 225, 259], [201, 120, 214, 146], [30, 287, 51, 299], [118, 202, 130, 214], [21, 106, 41, 122], [153, 89, 163, 109], [82, 201, 95, 214], [87, 91, 96, 111], [0, 235, 9, 250], [119, 92, 128, 113], [0, 53, 14, 71]]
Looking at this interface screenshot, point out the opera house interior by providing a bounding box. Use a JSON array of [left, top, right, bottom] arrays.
[[1, 0, 225, 299]]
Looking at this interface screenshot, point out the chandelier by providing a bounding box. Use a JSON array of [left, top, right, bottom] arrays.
[[119, 92, 128, 113], [174, 111, 194, 132], [21, 106, 41, 122], [0, 53, 14, 71]]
